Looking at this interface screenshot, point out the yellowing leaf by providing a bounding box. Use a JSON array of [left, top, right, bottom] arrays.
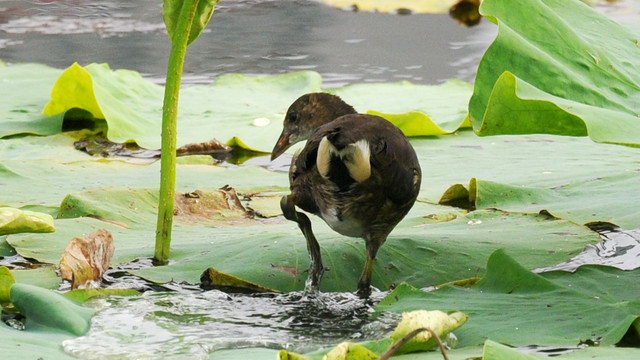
[[389, 310, 468, 353], [42, 62, 105, 119], [277, 349, 312, 360], [59, 229, 115, 289], [0, 266, 16, 303], [0, 207, 55, 236], [322, 0, 457, 13], [200, 267, 278, 293], [322, 342, 379, 360]]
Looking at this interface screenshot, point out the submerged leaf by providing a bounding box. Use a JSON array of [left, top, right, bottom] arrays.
[[10, 283, 95, 336], [0, 207, 55, 236], [200, 267, 277, 293], [59, 229, 115, 289]]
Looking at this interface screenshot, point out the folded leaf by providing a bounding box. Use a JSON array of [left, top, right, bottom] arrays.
[[0, 266, 16, 303], [10, 283, 95, 336], [389, 310, 468, 354], [471, 0, 640, 146], [0, 207, 55, 236], [59, 229, 115, 289]]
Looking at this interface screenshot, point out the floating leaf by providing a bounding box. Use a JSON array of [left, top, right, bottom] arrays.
[[59, 229, 115, 289], [0, 266, 15, 303], [10, 283, 95, 336], [63, 288, 140, 303], [330, 80, 472, 136], [389, 310, 468, 354], [321, 0, 457, 13], [0, 63, 64, 138], [277, 350, 312, 360], [0, 207, 55, 236], [322, 342, 379, 360], [470, 0, 640, 146], [376, 249, 640, 347], [439, 175, 640, 229]]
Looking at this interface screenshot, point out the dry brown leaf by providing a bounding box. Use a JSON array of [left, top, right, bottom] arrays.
[[174, 186, 250, 224], [59, 229, 115, 289]]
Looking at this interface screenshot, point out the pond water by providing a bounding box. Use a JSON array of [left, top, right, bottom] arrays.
[[2, 0, 640, 358], [0, 0, 496, 87]]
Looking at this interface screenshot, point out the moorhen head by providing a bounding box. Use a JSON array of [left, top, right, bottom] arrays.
[[271, 93, 421, 298]]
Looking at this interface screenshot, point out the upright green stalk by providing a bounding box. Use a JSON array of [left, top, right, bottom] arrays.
[[154, 0, 199, 264]]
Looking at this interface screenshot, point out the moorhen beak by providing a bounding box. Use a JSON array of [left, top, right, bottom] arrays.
[[271, 130, 291, 161], [271, 92, 421, 298]]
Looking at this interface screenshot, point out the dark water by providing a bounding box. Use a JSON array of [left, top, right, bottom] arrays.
[[0, 0, 496, 87]]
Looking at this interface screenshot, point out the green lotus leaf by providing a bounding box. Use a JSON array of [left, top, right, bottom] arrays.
[[471, 0, 640, 146], [439, 175, 640, 229], [0, 63, 64, 138], [376, 249, 640, 347], [10, 283, 95, 336]]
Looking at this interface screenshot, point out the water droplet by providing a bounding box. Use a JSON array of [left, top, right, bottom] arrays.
[[252, 117, 270, 127]]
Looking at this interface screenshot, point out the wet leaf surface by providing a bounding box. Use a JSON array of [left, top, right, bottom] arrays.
[[376, 250, 640, 347]]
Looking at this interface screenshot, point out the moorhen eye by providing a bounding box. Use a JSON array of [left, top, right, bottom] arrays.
[[271, 93, 421, 298]]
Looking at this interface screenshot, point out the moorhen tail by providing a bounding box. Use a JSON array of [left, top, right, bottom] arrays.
[[271, 93, 421, 298]]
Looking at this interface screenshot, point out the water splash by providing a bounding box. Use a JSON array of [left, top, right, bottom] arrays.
[[62, 289, 398, 359]]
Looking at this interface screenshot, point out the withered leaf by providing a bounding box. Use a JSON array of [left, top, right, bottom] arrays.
[[59, 229, 115, 289]]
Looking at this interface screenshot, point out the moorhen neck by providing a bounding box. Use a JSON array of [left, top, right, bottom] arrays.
[[271, 93, 421, 298]]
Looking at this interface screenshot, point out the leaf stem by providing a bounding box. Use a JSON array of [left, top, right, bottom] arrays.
[[154, 0, 199, 264], [378, 327, 449, 360]]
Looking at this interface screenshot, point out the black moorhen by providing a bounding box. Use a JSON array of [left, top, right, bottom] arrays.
[[271, 93, 421, 298]]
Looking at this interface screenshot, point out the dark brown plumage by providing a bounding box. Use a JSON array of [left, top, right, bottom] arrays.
[[271, 93, 421, 297]]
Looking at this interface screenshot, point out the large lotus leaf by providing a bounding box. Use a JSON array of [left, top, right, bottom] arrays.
[[409, 131, 640, 203], [440, 175, 640, 229], [321, 0, 457, 13], [42, 63, 322, 150], [0, 63, 64, 138], [470, 0, 640, 146], [376, 249, 640, 347], [6, 183, 598, 292], [39, 63, 476, 152], [0, 130, 288, 209], [329, 80, 472, 136], [131, 206, 597, 292]]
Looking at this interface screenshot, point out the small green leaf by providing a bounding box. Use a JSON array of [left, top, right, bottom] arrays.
[[0, 207, 55, 236], [10, 283, 95, 336], [163, 0, 219, 45]]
